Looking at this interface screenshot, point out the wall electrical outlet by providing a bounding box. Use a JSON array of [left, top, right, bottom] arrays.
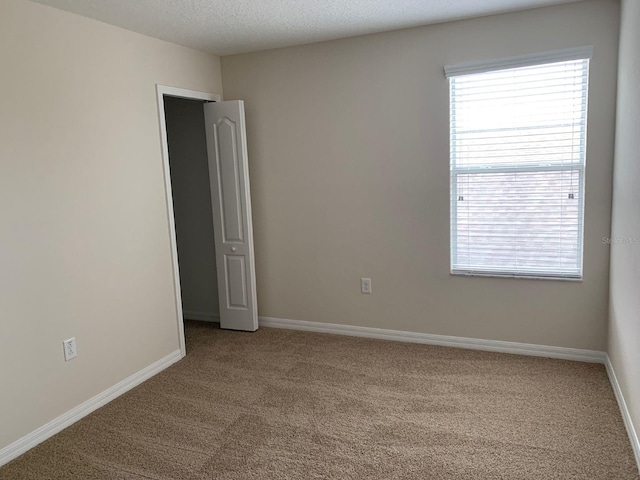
[[361, 277, 372, 294], [63, 337, 77, 361]]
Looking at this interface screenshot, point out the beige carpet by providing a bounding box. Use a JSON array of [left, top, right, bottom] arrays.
[[1, 321, 638, 479]]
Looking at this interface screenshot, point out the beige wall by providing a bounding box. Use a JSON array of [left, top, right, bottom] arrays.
[[609, 0, 640, 451], [164, 97, 219, 318], [221, 0, 619, 350], [0, 0, 222, 450]]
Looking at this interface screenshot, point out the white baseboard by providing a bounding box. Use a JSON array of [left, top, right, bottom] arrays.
[[0, 350, 182, 468], [605, 355, 640, 472], [183, 310, 220, 323], [4, 319, 636, 474], [259, 316, 606, 363]]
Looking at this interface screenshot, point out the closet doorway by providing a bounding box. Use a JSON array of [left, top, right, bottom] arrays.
[[156, 86, 258, 357]]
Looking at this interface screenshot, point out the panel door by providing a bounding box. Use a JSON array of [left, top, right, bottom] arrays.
[[203, 100, 258, 331]]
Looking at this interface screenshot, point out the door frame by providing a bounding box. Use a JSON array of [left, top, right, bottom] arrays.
[[156, 85, 222, 357]]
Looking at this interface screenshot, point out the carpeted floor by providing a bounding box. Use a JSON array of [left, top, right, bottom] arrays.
[[1, 320, 638, 479]]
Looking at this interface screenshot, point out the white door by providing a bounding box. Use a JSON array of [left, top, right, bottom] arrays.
[[203, 101, 258, 331]]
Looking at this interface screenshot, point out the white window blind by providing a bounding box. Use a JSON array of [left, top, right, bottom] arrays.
[[447, 49, 590, 279]]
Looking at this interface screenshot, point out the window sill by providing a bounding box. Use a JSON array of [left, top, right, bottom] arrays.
[[450, 270, 583, 282]]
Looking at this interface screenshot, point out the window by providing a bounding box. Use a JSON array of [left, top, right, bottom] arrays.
[[446, 47, 591, 279]]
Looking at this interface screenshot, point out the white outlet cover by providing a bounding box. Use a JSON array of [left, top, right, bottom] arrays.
[[63, 337, 77, 361], [361, 277, 372, 294]]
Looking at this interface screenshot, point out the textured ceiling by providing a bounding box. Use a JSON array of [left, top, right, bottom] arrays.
[[31, 0, 584, 55]]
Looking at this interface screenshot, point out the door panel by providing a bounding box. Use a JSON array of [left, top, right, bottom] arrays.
[[204, 100, 258, 331], [214, 118, 244, 243], [225, 255, 248, 309]]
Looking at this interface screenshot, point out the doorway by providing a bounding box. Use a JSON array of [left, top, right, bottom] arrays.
[[164, 96, 220, 322], [156, 85, 258, 357]]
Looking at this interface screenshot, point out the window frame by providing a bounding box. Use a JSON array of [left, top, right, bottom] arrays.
[[445, 47, 592, 281]]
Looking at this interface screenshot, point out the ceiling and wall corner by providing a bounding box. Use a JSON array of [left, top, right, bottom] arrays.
[[30, 0, 585, 55]]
